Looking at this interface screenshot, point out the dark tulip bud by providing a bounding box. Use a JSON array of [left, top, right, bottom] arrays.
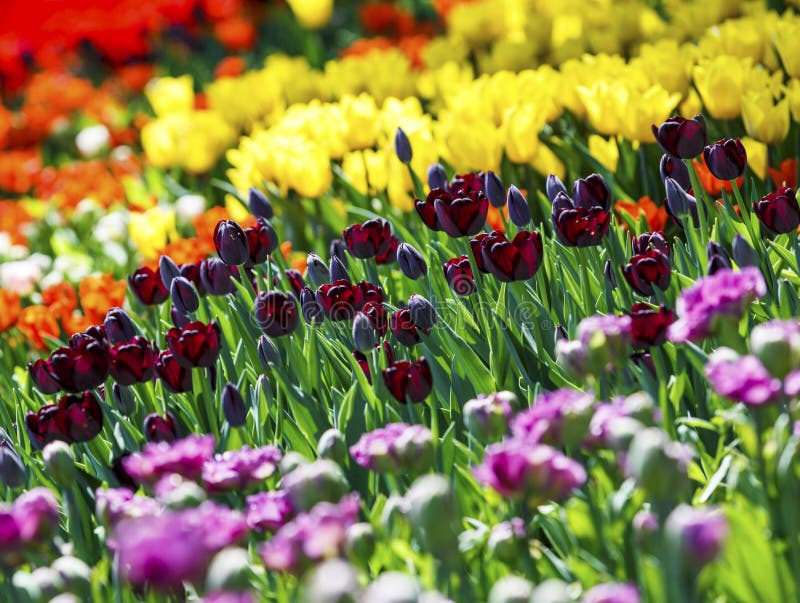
[[706, 241, 731, 275], [171, 307, 191, 329], [306, 254, 329, 288], [200, 258, 239, 296], [664, 177, 698, 224], [245, 218, 278, 265], [572, 173, 611, 211], [214, 220, 249, 265], [110, 336, 158, 385], [507, 185, 531, 226], [604, 259, 616, 289], [165, 321, 221, 368], [179, 263, 205, 296], [155, 351, 193, 393], [330, 239, 349, 268], [703, 138, 747, 181], [651, 114, 706, 159], [732, 234, 760, 268], [390, 308, 422, 346], [159, 255, 181, 289], [753, 186, 800, 234], [408, 294, 436, 330], [144, 412, 178, 443], [170, 276, 199, 314], [128, 266, 168, 305], [222, 382, 248, 427], [484, 171, 506, 208], [382, 357, 432, 403], [353, 312, 376, 352], [660, 155, 691, 191], [257, 335, 281, 369], [254, 291, 299, 337], [29, 359, 60, 394], [443, 256, 476, 296], [112, 383, 136, 415], [546, 174, 568, 203], [300, 287, 324, 324], [329, 255, 350, 283], [706, 240, 728, 260], [394, 127, 412, 164], [397, 243, 427, 280], [427, 163, 448, 191], [104, 307, 137, 344], [248, 187, 274, 220], [0, 435, 26, 488]]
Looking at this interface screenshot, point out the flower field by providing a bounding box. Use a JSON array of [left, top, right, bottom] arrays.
[[4, 0, 800, 601]]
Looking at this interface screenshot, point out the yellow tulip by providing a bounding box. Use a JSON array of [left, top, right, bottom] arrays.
[[286, 0, 333, 30], [588, 135, 619, 173], [503, 104, 544, 164], [785, 79, 800, 122], [531, 143, 566, 182], [621, 85, 681, 144], [692, 56, 751, 119], [340, 94, 379, 150], [437, 116, 503, 173], [129, 207, 177, 259], [742, 91, 790, 146], [741, 137, 767, 181], [341, 151, 368, 195], [145, 75, 194, 117], [773, 17, 800, 79]]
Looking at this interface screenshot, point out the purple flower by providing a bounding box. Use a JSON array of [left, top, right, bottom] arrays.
[[203, 445, 282, 493], [96, 488, 163, 528], [511, 389, 594, 447], [582, 583, 640, 603], [12, 488, 59, 542], [668, 267, 766, 343], [122, 434, 216, 486], [463, 391, 516, 441], [665, 505, 728, 570], [349, 423, 433, 473], [786, 370, 800, 398], [259, 494, 360, 574], [473, 439, 586, 503], [246, 490, 295, 531], [705, 349, 781, 406], [203, 593, 256, 603]]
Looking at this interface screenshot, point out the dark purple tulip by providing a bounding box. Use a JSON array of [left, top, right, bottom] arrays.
[[703, 138, 747, 181], [222, 383, 247, 427], [427, 163, 448, 192], [129, 266, 168, 306], [248, 187, 274, 220], [382, 357, 432, 403], [257, 335, 280, 368], [469, 233, 490, 273], [200, 258, 239, 296], [48, 336, 110, 393], [254, 291, 299, 337], [353, 350, 371, 382], [0, 435, 26, 488], [159, 255, 181, 289], [300, 287, 325, 325], [171, 307, 191, 329], [390, 308, 422, 346], [572, 173, 611, 211], [443, 256, 476, 296], [343, 219, 393, 259], [484, 171, 506, 208], [546, 174, 567, 203], [245, 218, 277, 265], [306, 254, 329, 288], [214, 220, 249, 265], [551, 192, 611, 247], [329, 255, 350, 283], [330, 239, 349, 267], [112, 383, 136, 415], [408, 294, 436, 331], [29, 359, 61, 394], [651, 115, 706, 159], [706, 241, 731, 275], [353, 312, 376, 352], [284, 269, 305, 299], [155, 350, 193, 393], [144, 412, 178, 443], [397, 243, 427, 280], [507, 185, 531, 226], [26, 392, 103, 447], [664, 178, 699, 227], [315, 280, 383, 321], [660, 155, 691, 190], [171, 276, 199, 314], [361, 300, 388, 337], [732, 234, 759, 268], [753, 186, 800, 234], [375, 235, 399, 265], [165, 321, 221, 368], [633, 231, 670, 257], [179, 263, 205, 296], [394, 127, 412, 163], [629, 303, 675, 348], [109, 337, 157, 386], [433, 188, 489, 237], [665, 505, 728, 571], [480, 230, 544, 282], [104, 307, 137, 345], [623, 250, 671, 296]]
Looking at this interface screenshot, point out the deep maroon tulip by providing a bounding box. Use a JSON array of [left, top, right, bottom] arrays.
[[572, 173, 611, 211], [171, 307, 191, 329], [300, 287, 324, 325], [214, 220, 249, 265], [480, 230, 543, 282], [361, 301, 388, 337], [443, 256, 476, 296], [343, 219, 393, 259], [375, 235, 399, 265], [249, 187, 273, 220], [155, 350, 193, 393], [165, 321, 221, 368], [283, 269, 305, 299], [104, 307, 137, 344], [245, 218, 278, 265], [623, 250, 671, 296], [353, 350, 371, 383], [660, 155, 691, 190], [254, 291, 299, 337], [628, 303, 675, 348], [452, 172, 485, 192], [144, 412, 178, 443], [382, 357, 432, 403], [221, 382, 247, 427], [111, 454, 139, 490], [159, 255, 181, 289], [48, 335, 110, 393], [551, 192, 611, 247], [484, 171, 505, 208], [416, 173, 485, 232], [415, 192, 442, 231], [633, 231, 670, 257], [179, 263, 206, 296], [200, 259, 239, 295], [753, 186, 800, 234], [703, 138, 747, 181], [706, 240, 731, 275], [110, 337, 157, 386], [25, 392, 103, 447], [129, 266, 168, 306], [315, 280, 383, 321], [390, 308, 422, 347], [469, 233, 490, 273], [171, 277, 199, 315], [29, 359, 60, 394], [652, 115, 706, 159], [433, 188, 489, 237]]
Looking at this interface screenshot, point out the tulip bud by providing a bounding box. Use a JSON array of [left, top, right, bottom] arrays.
[[43, 440, 76, 488], [484, 171, 506, 208], [750, 320, 800, 380], [362, 572, 420, 603], [257, 335, 281, 369], [214, 220, 249, 265], [664, 505, 728, 573], [626, 428, 691, 502], [507, 185, 531, 226], [300, 287, 325, 325], [206, 547, 252, 593], [408, 294, 436, 331], [665, 177, 696, 219], [393, 426, 434, 474], [143, 412, 178, 443], [170, 276, 199, 314], [633, 509, 659, 548], [222, 382, 248, 427], [464, 392, 515, 442], [488, 576, 533, 603], [604, 259, 616, 289], [732, 234, 760, 268], [659, 155, 691, 190], [380, 494, 409, 533], [159, 255, 182, 289], [156, 473, 207, 509], [282, 459, 348, 511], [280, 451, 310, 475], [427, 163, 448, 191], [52, 556, 92, 599], [405, 474, 459, 562], [302, 559, 361, 603], [329, 256, 350, 283], [306, 254, 329, 288], [397, 243, 427, 280], [487, 518, 525, 563], [546, 174, 567, 203], [394, 128, 412, 164], [529, 580, 573, 603], [345, 522, 375, 567], [0, 437, 26, 488], [703, 138, 747, 181], [318, 428, 347, 463], [353, 312, 376, 352], [330, 239, 349, 267], [104, 307, 137, 344], [248, 187, 274, 220]]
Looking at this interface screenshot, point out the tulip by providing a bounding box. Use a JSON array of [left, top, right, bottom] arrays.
[[352, 312, 377, 352], [343, 219, 393, 259], [155, 351, 193, 393], [248, 187, 273, 220], [664, 177, 699, 228], [206, 548, 252, 593], [110, 337, 157, 386], [283, 269, 306, 298], [604, 259, 616, 289], [306, 254, 329, 287], [129, 266, 168, 305], [545, 174, 567, 203], [329, 239, 349, 267], [732, 234, 760, 268], [572, 173, 611, 211], [487, 576, 532, 603], [551, 192, 611, 247], [0, 435, 26, 488], [486, 518, 526, 564], [742, 91, 790, 146], [166, 321, 221, 368], [480, 230, 544, 282], [632, 231, 670, 257], [651, 115, 706, 159], [407, 294, 436, 331], [750, 320, 800, 380], [628, 303, 675, 348], [315, 280, 383, 321], [626, 428, 691, 502], [254, 291, 299, 337], [159, 255, 182, 289], [659, 154, 691, 190], [214, 220, 250, 265], [583, 583, 640, 603], [42, 441, 75, 488], [394, 127, 412, 164], [26, 393, 104, 447], [506, 185, 531, 226], [427, 163, 448, 192], [360, 301, 388, 336], [48, 335, 110, 393], [753, 186, 800, 234], [245, 218, 277, 265], [484, 171, 506, 208], [257, 335, 281, 369], [374, 235, 399, 265], [404, 474, 459, 559], [112, 383, 136, 415], [665, 505, 728, 572], [361, 573, 421, 603], [352, 350, 371, 382], [200, 259, 239, 295], [282, 460, 349, 512], [433, 189, 489, 237], [170, 276, 199, 314], [390, 308, 422, 347], [317, 429, 347, 464], [103, 307, 137, 345], [171, 307, 191, 329], [623, 250, 671, 296], [29, 359, 61, 394], [464, 391, 515, 442], [443, 256, 476, 296], [706, 240, 731, 275], [382, 357, 432, 403], [396, 243, 427, 280], [300, 287, 325, 324], [222, 383, 248, 427], [703, 138, 747, 181], [329, 256, 350, 283]]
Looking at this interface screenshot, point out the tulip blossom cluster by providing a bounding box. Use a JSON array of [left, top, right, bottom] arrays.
[[0, 488, 60, 565]]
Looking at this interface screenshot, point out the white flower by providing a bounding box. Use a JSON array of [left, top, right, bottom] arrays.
[[175, 194, 206, 224], [95, 211, 129, 243], [0, 260, 43, 295], [76, 124, 110, 158]]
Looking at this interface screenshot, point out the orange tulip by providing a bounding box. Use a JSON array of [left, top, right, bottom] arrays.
[[17, 305, 61, 350], [0, 289, 21, 332], [615, 196, 668, 232]]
